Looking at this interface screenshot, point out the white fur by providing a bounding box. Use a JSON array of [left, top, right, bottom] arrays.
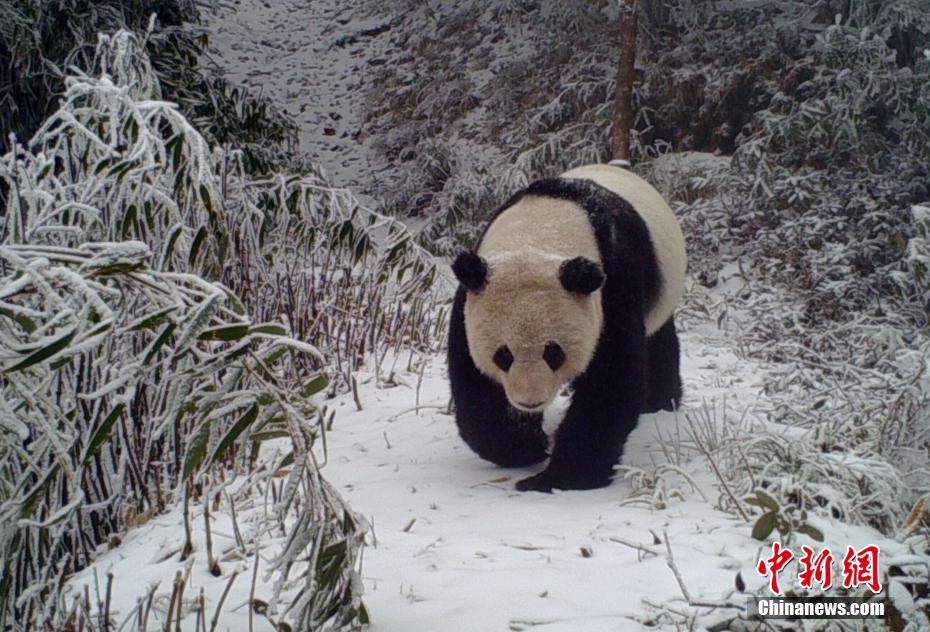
[[466, 198, 603, 410], [561, 164, 686, 335], [479, 195, 602, 264]]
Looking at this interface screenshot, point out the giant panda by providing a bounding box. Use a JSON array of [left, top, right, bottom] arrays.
[[447, 163, 686, 492]]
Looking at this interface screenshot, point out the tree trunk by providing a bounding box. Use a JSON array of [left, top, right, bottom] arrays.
[[611, 0, 637, 162]]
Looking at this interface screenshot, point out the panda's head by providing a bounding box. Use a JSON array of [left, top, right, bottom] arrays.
[[453, 249, 605, 414]]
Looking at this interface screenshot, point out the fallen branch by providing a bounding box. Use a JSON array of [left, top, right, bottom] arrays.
[[663, 529, 744, 611]]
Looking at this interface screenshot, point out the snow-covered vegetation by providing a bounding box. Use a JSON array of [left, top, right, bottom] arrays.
[[0, 0, 297, 172], [0, 25, 436, 631], [2, 0, 929, 629]]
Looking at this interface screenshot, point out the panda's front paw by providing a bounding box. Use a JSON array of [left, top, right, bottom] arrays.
[[515, 466, 613, 492], [515, 471, 556, 493]]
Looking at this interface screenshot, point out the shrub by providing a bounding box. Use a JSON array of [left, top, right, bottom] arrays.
[[0, 0, 296, 172], [0, 30, 436, 629]]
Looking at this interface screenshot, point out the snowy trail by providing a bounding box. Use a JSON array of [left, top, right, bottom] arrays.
[[203, 0, 396, 191], [197, 18, 770, 624]]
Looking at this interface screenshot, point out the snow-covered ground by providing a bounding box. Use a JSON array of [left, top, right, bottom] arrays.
[[318, 319, 762, 631], [68, 270, 903, 630], [203, 0, 398, 192]]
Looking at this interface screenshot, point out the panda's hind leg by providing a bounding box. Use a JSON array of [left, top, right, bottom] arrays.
[[643, 315, 682, 413]]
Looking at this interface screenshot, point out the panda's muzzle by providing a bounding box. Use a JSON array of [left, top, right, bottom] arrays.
[[514, 400, 546, 412]]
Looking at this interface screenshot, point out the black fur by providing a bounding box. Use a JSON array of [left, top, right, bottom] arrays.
[[448, 287, 549, 467], [451, 251, 488, 292], [543, 341, 565, 371], [493, 345, 514, 372], [448, 176, 681, 492], [643, 316, 682, 413], [559, 257, 605, 294]]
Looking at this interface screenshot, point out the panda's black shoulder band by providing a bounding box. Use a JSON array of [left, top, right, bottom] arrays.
[[522, 177, 601, 203]]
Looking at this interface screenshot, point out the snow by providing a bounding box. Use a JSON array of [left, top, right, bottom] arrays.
[[66, 274, 906, 630], [316, 346, 755, 631], [913, 205, 930, 224], [203, 0, 398, 193]]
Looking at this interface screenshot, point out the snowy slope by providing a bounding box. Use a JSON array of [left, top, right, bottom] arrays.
[[66, 270, 906, 630], [203, 0, 399, 191]]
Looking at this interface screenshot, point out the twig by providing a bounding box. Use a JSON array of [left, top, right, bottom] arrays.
[[210, 572, 238, 632], [115, 594, 147, 632], [174, 570, 187, 632], [225, 489, 245, 553], [181, 483, 194, 560], [204, 497, 221, 577], [249, 549, 260, 632], [608, 537, 659, 557], [415, 359, 426, 414], [685, 409, 750, 522], [508, 613, 640, 630], [103, 572, 113, 632], [351, 373, 363, 410], [198, 589, 207, 632], [164, 572, 181, 632], [663, 529, 743, 610], [140, 582, 158, 631], [387, 404, 449, 421]]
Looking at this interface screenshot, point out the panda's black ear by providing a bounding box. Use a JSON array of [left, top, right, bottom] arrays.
[[559, 257, 605, 294], [452, 251, 488, 292]]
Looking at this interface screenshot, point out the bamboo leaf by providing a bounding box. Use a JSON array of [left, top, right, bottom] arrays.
[[183, 423, 210, 481], [249, 323, 288, 336], [754, 490, 779, 512], [797, 523, 824, 542], [200, 185, 214, 215], [189, 225, 208, 268], [130, 306, 177, 331], [199, 323, 249, 341], [4, 328, 76, 372], [20, 465, 59, 518], [301, 374, 329, 398], [122, 205, 138, 240], [250, 429, 290, 442], [209, 403, 258, 466], [143, 322, 176, 365], [0, 307, 37, 334], [162, 224, 183, 268], [82, 404, 126, 464]]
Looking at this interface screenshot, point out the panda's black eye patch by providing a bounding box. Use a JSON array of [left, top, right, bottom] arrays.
[[493, 345, 514, 372], [543, 341, 565, 371]]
